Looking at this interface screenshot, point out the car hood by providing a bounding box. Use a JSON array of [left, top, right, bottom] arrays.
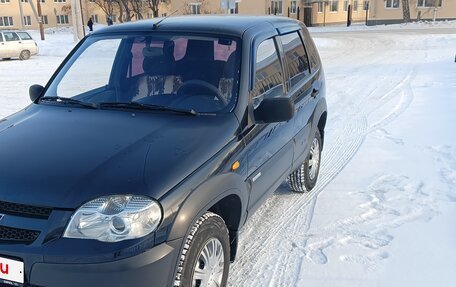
[[0, 104, 239, 209]]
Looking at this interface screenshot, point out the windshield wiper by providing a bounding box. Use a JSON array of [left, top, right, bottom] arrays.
[[100, 102, 199, 116], [39, 96, 98, 109]]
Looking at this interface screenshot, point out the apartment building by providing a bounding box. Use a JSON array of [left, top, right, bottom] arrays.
[[1, 0, 455, 30], [368, 0, 456, 25]]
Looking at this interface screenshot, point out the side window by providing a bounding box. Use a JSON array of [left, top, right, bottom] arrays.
[[3, 32, 20, 42], [17, 32, 32, 40], [280, 32, 310, 88], [252, 38, 283, 108], [301, 28, 321, 72], [0, 33, 3, 42]]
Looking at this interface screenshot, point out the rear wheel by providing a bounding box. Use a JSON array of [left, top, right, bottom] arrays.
[[19, 50, 30, 60], [287, 129, 322, 192], [174, 212, 230, 287]]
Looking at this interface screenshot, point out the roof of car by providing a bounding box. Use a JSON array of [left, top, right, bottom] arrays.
[[93, 15, 302, 37]]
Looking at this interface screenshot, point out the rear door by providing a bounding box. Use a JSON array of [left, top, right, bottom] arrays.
[[16, 32, 37, 55], [279, 30, 317, 169], [244, 37, 294, 212]]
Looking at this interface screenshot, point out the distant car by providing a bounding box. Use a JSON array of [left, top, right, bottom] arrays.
[[0, 16, 326, 287], [0, 31, 38, 60]]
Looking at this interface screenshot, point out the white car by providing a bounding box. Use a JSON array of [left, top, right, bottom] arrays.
[[0, 31, 39, 60]]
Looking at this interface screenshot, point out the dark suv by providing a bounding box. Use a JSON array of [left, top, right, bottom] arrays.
[[0, 16, 326, 287]]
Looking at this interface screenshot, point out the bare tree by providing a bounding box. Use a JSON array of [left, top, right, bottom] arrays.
[[117, 0, 134, 22], [130, 0, 145, 20], [401, 0, 411, 22], [91, 0, 116, 17], [147, 0, 170, 18]]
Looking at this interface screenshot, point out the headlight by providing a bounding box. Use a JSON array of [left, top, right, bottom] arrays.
[[63, 195, 162, 242]]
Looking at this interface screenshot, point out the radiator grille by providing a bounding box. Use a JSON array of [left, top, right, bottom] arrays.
[[0, 201, 52, 219], [0, 225, 40, 244]]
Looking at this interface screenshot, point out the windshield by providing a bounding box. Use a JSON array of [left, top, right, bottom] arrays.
[[43, 34, 241, 113]]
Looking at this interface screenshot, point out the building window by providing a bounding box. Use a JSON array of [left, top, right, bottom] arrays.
[[343, 0, 349, 11], [40, 0, 45, 3], [56, 14, 69, 25], [385, 0, 400, 8], [353, 0, 359, 11], [42, 15, 48, 24], [330, 0, 338, 12], [290, 0, 297, 14], [317, 2, 324, 13], [0, 16, 13, 26], [271, 0, 283, 15], [0, 0, 11, 3], [20, 0, 28, 2], [417, 0, 442, 7], [54, 0, 66, 3], [189, 3, 201, 14], [229, 2, 239, 14], [23, 15, 31, 26], [90, 14, 98, 23]]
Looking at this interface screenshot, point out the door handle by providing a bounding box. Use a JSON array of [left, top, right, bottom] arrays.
[[311, 88, 319, 98]]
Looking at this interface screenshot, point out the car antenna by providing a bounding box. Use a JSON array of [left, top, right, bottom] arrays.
[[153, 8, 180, 30]]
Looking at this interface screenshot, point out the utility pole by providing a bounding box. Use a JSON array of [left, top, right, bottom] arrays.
[[18, 0, 25, 29], [323, 1, 326, 27], [36, 0, 45, 40], [433, 0, 438, 22], [79, 0, 86, 37]]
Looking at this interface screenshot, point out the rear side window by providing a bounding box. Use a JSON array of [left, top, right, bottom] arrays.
[[3, 32, 20, 42], [17, 32, 32, 40], [252, 38, 283, 108], [280, 32, 310, 88], [0, 34, 3, 42], [301, 28, 321, 72]]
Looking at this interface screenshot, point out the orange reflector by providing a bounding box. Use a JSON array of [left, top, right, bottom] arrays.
[[231, 161, 240, 171]]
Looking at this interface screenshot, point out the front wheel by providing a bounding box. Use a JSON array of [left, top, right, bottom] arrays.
[[287, 129, 322, 192], [174, 212, 230, 287]]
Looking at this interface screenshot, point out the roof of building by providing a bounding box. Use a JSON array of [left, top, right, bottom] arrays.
[[93, 15, 302, 37]]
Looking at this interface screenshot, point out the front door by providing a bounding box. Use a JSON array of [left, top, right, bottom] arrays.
[[2, 32, 21, 58], [245, 37, 294, 212], [0, 33, 9, 58]]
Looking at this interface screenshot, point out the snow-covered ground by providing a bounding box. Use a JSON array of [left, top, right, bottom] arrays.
[[1, 22, 455, 286]]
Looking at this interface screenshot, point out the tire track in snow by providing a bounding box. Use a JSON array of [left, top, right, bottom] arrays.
[[229, 32, 419, 286]]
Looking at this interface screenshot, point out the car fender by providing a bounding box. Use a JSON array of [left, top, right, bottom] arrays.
[[167, 172, 249, 241]]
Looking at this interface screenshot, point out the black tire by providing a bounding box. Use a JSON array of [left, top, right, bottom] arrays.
[[287, 129, 322, 193], [174, 212, 230, 287], [19, 50, 31, 60]]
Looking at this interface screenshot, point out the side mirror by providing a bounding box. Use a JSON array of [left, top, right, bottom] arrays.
[[29, 84, 44, 102], [254, 97, 295, 124]]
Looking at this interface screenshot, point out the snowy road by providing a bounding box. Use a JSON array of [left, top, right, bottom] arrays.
[[228, 27, 456, 287], [1, 24, 455, 287]]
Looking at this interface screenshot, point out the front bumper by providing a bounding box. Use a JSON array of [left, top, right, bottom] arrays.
[[1, 239, 182, 287], [35, 239, 182, 287]]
